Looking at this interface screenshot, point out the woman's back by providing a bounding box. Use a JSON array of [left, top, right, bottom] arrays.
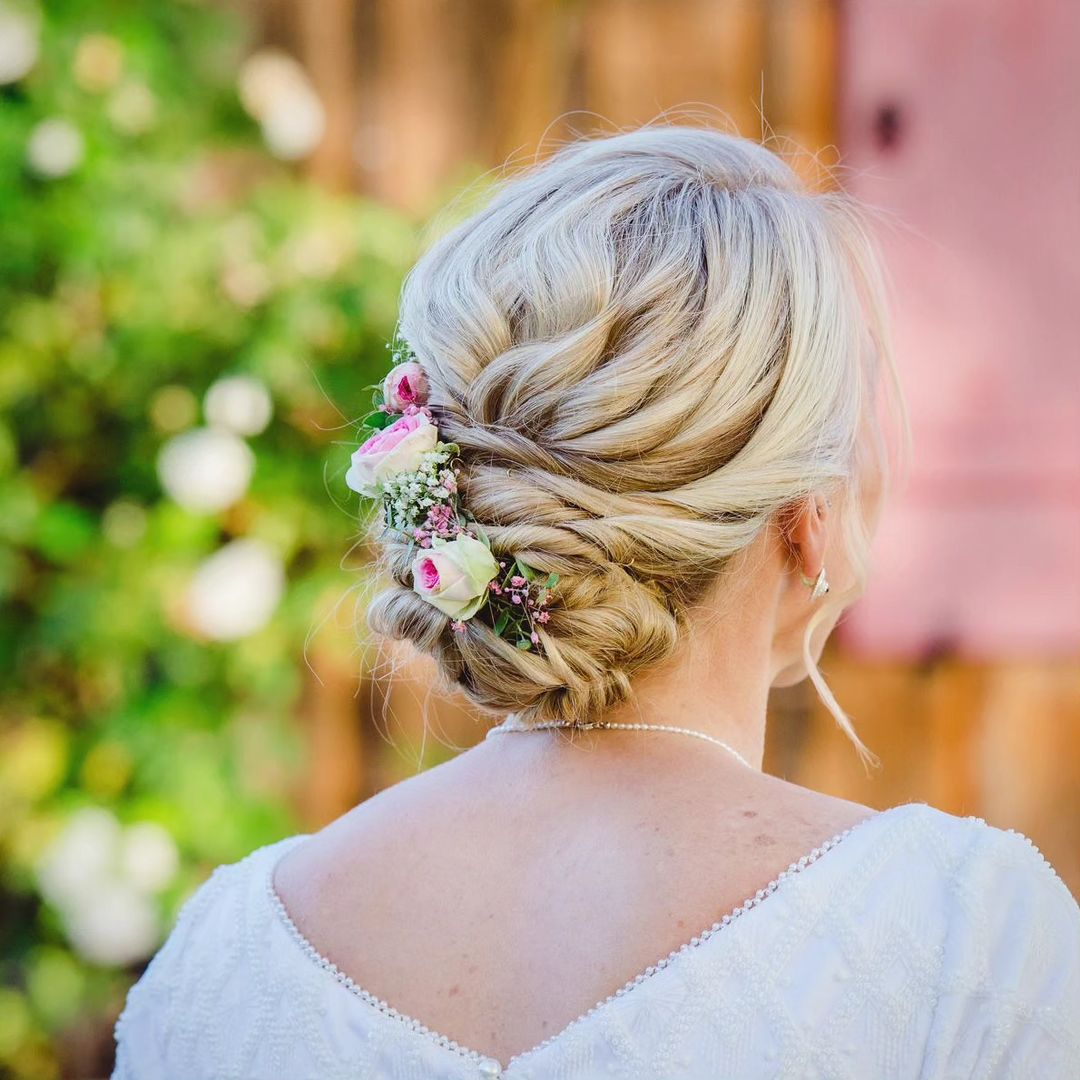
[[113, 729, 1080, 1079], [267, 730, 879, 1065]]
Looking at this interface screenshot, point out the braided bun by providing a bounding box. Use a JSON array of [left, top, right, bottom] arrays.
[[365, 122, 904, 749]]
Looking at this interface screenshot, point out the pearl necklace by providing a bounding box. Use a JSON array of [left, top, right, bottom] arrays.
[[486, 717, 755, 772]]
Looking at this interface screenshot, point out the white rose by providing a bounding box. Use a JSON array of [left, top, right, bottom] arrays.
[[345, 409, 438, 498], [412, 533, 499, 620]]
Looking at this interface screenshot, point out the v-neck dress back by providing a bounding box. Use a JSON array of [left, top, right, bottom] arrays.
[[111, 801, 1080, 1079]]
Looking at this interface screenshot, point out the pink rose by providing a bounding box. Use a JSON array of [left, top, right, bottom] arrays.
[[411, 533, 499, 620], [383, 361, 429, 412], [345, 409, 438, 498]]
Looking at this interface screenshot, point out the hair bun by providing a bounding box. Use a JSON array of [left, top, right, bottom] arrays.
[[361, 123, 904, 762]]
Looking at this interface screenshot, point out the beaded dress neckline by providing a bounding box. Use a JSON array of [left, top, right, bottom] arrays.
[[265, 800, 930, 1077]]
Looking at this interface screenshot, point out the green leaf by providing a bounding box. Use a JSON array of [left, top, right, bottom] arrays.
[[33, 503, 97, 565], [494, 610, 510, 635], [363, 410, 394, 429], [545, 572, 559, 588], [515, 638, 532, 650], [371, 387, 385, 408]]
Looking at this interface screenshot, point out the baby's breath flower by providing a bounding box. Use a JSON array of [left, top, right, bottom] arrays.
[[381, 443, 459, 537]]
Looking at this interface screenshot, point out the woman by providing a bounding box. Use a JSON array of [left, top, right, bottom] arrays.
[[113, 124, 1080, 1079]]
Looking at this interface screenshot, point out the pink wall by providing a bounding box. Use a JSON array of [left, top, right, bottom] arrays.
[[836, 0, 1080, 658]]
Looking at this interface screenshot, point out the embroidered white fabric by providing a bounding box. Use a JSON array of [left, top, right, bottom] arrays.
[[111, 801, 1080, 1079]]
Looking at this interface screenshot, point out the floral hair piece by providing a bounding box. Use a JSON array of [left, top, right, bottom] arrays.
[[345, 333, 557, 653]]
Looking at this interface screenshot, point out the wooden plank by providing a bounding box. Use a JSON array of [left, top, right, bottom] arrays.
[[297, 629, 366, 826], [581, 0, 767, 137], [295, 0, 361, 192], [792, 648, 1080, 897], [370, 0, 474, 211], [765, 0, 839, 186]]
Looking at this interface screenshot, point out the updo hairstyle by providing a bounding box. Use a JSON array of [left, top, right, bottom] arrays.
[[366, 122, 906, 768]]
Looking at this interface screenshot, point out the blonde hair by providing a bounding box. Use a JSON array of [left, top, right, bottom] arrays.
[[366, 122, 908, 770]]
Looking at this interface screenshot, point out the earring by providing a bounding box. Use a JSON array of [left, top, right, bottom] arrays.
[[800, 565, 830, 600]]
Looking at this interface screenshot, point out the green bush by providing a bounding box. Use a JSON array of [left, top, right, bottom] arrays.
[[0, 1, 421, 1074]]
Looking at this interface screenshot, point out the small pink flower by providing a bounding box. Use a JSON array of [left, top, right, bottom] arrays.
[[450, 619, 467, 633], [423, 506, 448, 532], [530, 631, 540, 644], [536, 610, 550, 623], [383, 361, 429, 412], [510, 575, 526, 588]]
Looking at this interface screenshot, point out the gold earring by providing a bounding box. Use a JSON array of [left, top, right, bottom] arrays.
[[799, 566, 830, 600]]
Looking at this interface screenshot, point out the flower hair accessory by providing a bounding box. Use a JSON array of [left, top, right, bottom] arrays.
[[345, 333, 557, 652]]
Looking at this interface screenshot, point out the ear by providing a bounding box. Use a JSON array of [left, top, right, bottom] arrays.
[[777, 493, 830, 582]]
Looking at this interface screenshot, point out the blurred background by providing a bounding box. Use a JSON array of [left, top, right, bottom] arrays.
[[0, 0, 1077, 1076]]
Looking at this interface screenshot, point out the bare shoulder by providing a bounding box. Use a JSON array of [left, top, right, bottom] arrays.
[[273, 748, 884, 909], [271, 757, 457, 918], [740, 768, 883, 845]]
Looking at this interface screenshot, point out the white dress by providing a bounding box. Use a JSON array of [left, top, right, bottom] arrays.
[[111, 800, 1080, 1079]]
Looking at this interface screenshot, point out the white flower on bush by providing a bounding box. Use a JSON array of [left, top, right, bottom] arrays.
[[186, 538, 285, 641], [157, 427, 255, 513], [26, 118, 84, 179], [73, 33, 123, 93], [0, 2, 39, 85], [64, 881, 160, 968], [36, 807, 120, 906], [237, 49, 324, 161], [220, 258, 271, 308], [204, 375, 273, 436], [345, 409, 439, 499], [261, 92, 325, 161], [36, 807, 180, 968], [102, 499, 147, 549], [107, 81, 158, 135], [120, 822, 181, 894], [283, 223, 350, 279]]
